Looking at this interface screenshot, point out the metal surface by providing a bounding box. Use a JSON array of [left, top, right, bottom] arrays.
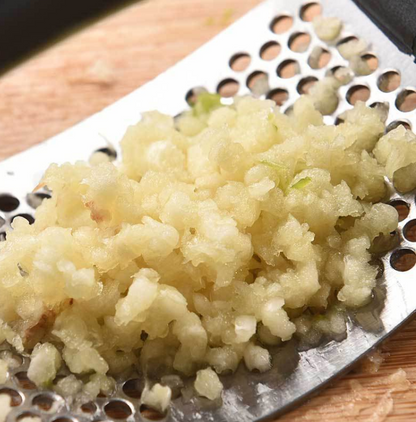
[[0, 0, 416, 421]]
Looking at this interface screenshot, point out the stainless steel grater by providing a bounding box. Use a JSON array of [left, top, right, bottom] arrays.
[[1, 0, 416, 421]]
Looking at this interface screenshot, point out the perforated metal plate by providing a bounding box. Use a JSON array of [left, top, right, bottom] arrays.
[[0, 0, 416, 421]]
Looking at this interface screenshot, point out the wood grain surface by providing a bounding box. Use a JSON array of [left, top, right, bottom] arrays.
[[0, 0, 416, 420]]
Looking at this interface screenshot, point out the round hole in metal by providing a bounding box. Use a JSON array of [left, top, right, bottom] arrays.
[[395, 89, 416, 113], [336, 35, 358, 47], [12, 213, 35, 225], [185, 86, 207, 106], [270, 15, 293, 34], [139, 404, 166, 421], [361, 53, 378, 74], [15, 372, 36, 390], [80, 402, 97, 414], [260, 41, 281, 61], [0, 388, 23, 406], [377, 70, 401, 93], [284, 104, 294, 116], [266, 88, 289, 106], [388, 200, 410, 222], [229, 53, 251, 72], [247, 71, 269, 95], [308, 46, 331, 69], [329, 65, 347, 76], [386, 120, 412, 133], [390, 249, 416, 272], [346, 85, 370, 105], [369, 101, 382, 109], [404, 220, 416, 243], [369, 102, 389, 123], [26, 192, 51, 209], [217, 78, 239, 97], [16, 411, 40, 421], [52, 418, 77, 422], [297, 76, 318, 95], [32, 393, 57, 411], [371, 230, 401, 255], [104, 400, 133, 420], [0, 194, 20, 212], [288, 32, 311, 53], [336, 36, 360, 59], [300, 2, 322, 21], [95, 147, 117, 161], [277, 59, 300, 78], [122, 378, 143, 399]]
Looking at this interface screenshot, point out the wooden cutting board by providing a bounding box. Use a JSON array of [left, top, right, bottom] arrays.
[[0, 0, 415, 420]]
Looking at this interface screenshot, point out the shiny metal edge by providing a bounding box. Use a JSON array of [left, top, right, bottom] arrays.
[[0, 0, 416, 421]]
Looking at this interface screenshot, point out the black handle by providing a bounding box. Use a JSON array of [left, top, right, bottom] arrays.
[[352, 0, 416, 57], [0, 0, 134, 73]]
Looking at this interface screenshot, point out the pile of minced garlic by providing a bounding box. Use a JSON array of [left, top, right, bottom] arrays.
[[1, 17, 416, 413]]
